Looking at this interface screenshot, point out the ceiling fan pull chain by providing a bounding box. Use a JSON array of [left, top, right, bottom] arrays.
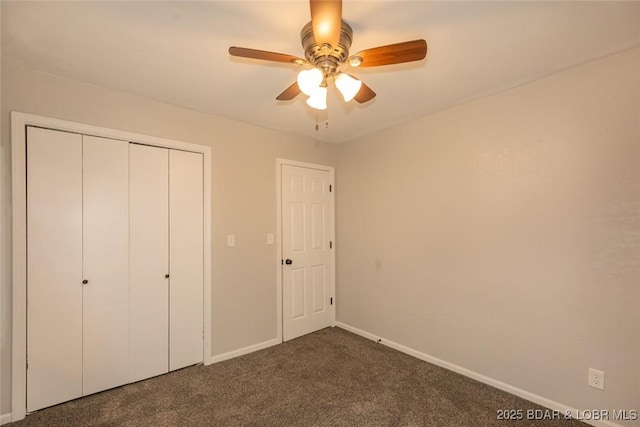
[[315, 111, 319, 131], [325, 109, 329, 128]]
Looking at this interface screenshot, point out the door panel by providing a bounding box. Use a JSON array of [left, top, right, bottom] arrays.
[[311, 203, 325, 249], [290, 202, 305, 252], [27, 127, 83, 411], [129, 144, 169, 382], [282, 164, 334, 341], [169, 150, 204, 371], [82, 135, 130, 395], [312, 265, 326, 313], [291, 268, 306, 319]]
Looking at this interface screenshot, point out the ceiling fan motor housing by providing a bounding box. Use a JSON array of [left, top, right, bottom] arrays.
[[301, 20, 353, 76]]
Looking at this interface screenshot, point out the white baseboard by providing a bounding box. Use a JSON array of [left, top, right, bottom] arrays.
[[334, 321, 623, 427], [0, 413, 12, 425], [207, 337, 281, 365]]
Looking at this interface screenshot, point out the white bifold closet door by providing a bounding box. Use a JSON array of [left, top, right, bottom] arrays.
[[27, 128, 83, 412], [129, 144, 170, 382], [169, 150, 204, 371], [81, 135, 130, 395], [27, 128, 129, 412], [129, 145, 203, 382], [27, 130, 203, 411]]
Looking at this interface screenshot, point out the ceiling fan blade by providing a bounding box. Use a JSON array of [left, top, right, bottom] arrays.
[[229, 47, 306, 65], [354, 82, 376, 103], [351, 40, 427, 67], [310, 0, 342, 49], [276, 82, 301, 101]]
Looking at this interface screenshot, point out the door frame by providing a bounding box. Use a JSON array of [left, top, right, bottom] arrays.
[[275, 158, 335, 342], [11, 112, 213, 421]]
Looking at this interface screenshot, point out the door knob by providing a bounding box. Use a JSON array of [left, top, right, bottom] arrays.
[[285, 259, 293, 265], [165, 274, 170, 279], [82, 279, 88, 285]]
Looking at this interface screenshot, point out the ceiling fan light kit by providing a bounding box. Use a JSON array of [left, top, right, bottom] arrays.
[[334, 73, 362, 102], [306, 86, 328, 110], [297, 68, 324, 96], [229, 0, 427, 114]]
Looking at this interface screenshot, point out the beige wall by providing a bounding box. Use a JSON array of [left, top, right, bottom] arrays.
[[0, 56, 337, 414], [336, 47, 639, 421]]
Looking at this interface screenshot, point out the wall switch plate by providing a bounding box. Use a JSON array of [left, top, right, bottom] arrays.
[[227, 234, 236, 247], [588, 368, 605, 390], [267, 233, 274, 245]]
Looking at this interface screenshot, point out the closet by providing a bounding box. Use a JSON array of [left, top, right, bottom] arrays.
[[26, 127, 204, 412], [129, 144, 204, 382]]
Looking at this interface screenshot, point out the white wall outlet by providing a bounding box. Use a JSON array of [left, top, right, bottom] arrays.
[[588, 368, 605, 390], [227, 234, 236, 247], [266, 233, 274, 245]]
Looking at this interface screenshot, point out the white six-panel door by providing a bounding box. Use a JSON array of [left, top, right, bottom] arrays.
[[282, 164, 334, 341], [81, 135, 130, 395], [129, 144, 170, 382], [169, 150, 204, 370], [27, 127, 84, 412]]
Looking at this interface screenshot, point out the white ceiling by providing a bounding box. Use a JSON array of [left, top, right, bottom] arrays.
[[3, 1, 640, 143]]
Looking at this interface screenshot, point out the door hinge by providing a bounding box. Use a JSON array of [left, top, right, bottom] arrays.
[[329, 184, 332, 192], [330, 297, 333, 305], [330, 241, 333, 249]]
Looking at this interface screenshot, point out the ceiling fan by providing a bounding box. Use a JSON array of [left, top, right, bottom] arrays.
[[228, 0, 427, 110]]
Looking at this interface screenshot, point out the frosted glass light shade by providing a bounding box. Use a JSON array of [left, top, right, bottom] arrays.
[[306, 86, 327, 110], [335, 73, 362, 102], [297, 68, 324, 96]]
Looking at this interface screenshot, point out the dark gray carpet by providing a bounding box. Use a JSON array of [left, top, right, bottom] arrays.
[[12, 327, 585, 426]]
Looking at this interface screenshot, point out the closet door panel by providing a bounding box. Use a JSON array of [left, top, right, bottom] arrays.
[[26, 127, 83, 411], [82, 135, 130, 395], [129, 144, 170, 382], [169, 150, 204, 370]]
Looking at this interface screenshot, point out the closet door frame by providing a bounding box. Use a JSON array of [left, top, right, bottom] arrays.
[[11, 111, 212, 422]]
